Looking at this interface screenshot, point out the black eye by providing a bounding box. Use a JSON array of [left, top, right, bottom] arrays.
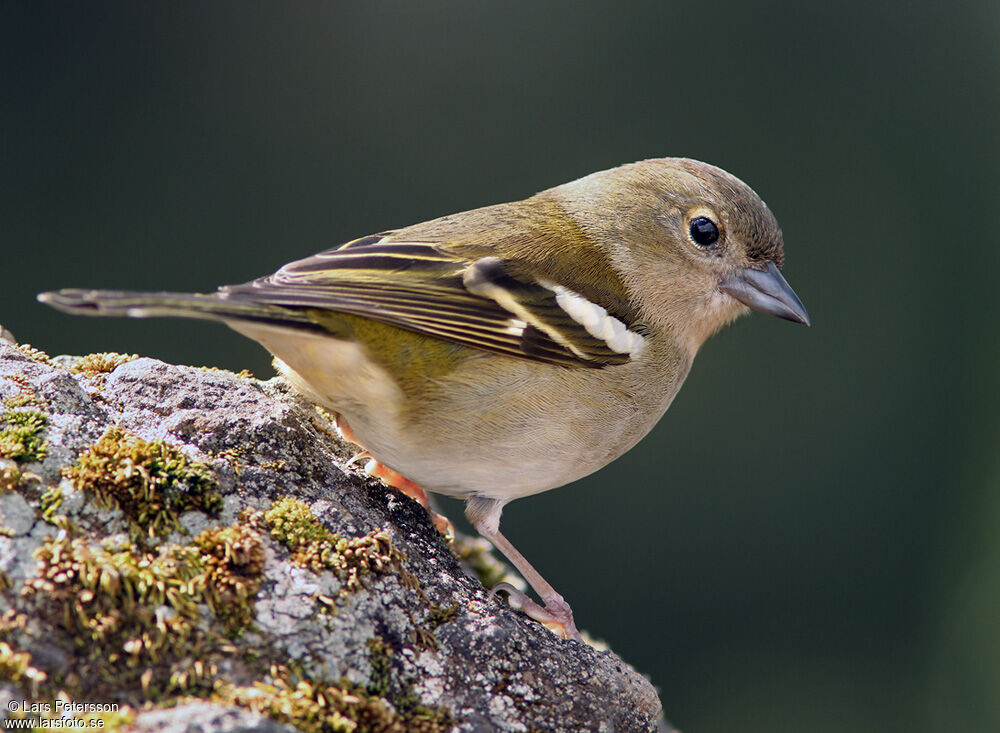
[[689, 216, 720, 247]]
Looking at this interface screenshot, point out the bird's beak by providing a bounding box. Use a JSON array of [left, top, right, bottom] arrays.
[[720, 261, 810, 326]]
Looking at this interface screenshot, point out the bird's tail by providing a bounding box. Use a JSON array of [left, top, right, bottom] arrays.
[[37, 289, 317, 330]]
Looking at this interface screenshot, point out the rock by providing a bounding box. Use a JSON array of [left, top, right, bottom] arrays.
[[0, 342, 666, 732], [0, 493, 35, 537], [132, 702, 298, 733]]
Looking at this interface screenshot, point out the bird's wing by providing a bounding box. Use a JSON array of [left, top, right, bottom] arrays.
[[219, 233, 645, 368]]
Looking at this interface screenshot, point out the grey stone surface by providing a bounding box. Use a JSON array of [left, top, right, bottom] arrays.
[[0, 492, 35, 537], [0, 342, 665, 732], [132, 703, 298, 733]]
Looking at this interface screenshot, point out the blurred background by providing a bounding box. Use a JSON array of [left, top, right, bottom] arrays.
[[3, 2, 998, 730]]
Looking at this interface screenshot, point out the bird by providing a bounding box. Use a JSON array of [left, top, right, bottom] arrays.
[[39, 157, 809, 641]]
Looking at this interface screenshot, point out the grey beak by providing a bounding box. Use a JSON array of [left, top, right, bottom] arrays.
[[720, 261, 810, 326]]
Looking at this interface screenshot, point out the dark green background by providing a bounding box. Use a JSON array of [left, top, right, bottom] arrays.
[[3, 3, 998, 730]]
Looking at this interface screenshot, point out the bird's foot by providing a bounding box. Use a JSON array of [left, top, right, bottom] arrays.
[[349, 450, 454, 540], [491, 582, 581, 640]]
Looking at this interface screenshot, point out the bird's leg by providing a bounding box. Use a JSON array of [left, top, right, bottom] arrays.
[[465, 496, 580, 641], [336, 414, 454, 539], [360, 453, 455, 540]]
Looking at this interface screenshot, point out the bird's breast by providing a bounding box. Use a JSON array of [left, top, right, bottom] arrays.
[[352, 340, 693, 501], [234, 319, 692, 502]]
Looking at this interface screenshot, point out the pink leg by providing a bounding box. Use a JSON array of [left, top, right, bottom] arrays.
[[338, 415, 454, 539], [465, 496, 580, 640]]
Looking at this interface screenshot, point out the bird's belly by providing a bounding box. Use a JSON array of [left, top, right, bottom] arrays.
[[345, 354, 687, 502], [231, 322, 688, 502]]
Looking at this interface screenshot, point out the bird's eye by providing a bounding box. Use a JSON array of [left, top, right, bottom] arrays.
[[689, 216, 720, 247]]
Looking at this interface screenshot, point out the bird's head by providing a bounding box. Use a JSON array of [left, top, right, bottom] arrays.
[[553, 157, 809, 351]]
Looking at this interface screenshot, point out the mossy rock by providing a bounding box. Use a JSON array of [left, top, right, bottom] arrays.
[[0, 342, 665, 733]]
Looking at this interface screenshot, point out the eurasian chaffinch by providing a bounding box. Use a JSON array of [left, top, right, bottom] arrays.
[[40, 158, 809, 640]]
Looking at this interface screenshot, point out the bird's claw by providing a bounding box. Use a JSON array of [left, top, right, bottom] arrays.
[[491, 582, 581, 640], [345, 450, 373, 469]]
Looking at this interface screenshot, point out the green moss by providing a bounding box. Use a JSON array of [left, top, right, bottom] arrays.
[[366, 636, 394, 697], [216, 675, 366, 733], [262, 500, 359, 582], [0, 641, 47, 696], [390, 692, 454, 733], [9, 501, 451, 730], [0, 409, 48, 462], [195, 365, 255, 380], [24, 536, 204, 697], [258, 497, 413, 593], [212, 447, 245, 478], [71, 351, 138, 377], [193, 523, 266, 634], [425, 603, 459, 630], [21, 517, 266, 700], [64, 427, 221, 543], [411, 604, 454, 651], [363, 636, 454, 727], [260, 497, 338, 571], [215, 664, 451, 733], [4, 392, 45, 409], [0, 460, 22, 492], [81, 706, 136, 730], [40, 483, 62, 520], [14, 344, 51, 364]]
